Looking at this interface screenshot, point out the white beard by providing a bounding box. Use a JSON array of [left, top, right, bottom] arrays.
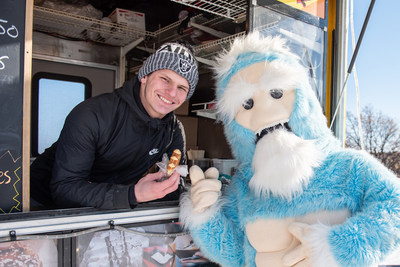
[[249, 129, 325, 200]]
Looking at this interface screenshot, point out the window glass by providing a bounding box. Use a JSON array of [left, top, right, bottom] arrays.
[[251, 5, 326, 109], [32, 73, 91, 156], [38, 79, 85, 154]]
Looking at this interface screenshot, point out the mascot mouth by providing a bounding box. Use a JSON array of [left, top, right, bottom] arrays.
[[255, 121, 291, 144]]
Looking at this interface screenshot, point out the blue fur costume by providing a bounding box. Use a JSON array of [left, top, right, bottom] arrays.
[[179, 33, 400, 267]]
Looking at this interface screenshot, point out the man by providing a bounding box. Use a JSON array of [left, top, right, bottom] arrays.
[[30, 40, 199, 210]]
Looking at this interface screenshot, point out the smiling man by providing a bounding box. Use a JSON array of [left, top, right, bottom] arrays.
[[30, 41, 199, 210], [140, 69, 189, 118]]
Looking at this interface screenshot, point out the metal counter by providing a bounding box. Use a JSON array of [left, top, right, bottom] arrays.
[[0, 201, 180, 240]]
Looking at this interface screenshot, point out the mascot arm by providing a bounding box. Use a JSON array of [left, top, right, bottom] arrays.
[[327, 156, 400, 266], [188, 211, 246, 266], [283, 222, 339, 267], [285, 154, 400, 267], [180, 166, 222, 227], [180, 168, 246, 266]]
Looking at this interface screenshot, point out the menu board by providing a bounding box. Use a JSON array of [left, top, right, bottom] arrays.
[[0, 0, 26, 213]]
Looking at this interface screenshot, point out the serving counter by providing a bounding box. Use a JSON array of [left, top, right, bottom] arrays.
[[0, 201, 215, 266]]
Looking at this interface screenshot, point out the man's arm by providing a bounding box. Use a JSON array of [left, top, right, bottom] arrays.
[[49, 104, 133, 209], [51, 106, 188, 209]]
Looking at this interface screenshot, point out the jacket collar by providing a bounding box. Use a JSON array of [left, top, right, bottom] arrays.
[[116, 77, 174, 129]]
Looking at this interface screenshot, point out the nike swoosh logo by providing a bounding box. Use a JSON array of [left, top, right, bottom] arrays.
[[149, 148, 159, 155]]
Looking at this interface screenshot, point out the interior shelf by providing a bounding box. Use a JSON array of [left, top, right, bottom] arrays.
[[170, 0, 247, 21], [192, 101, 218, 120], [33, 6, 154, 47], [33, 5, 245, 62]]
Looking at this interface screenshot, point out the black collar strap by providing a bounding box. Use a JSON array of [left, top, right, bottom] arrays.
[[255, 122, 292, 144]]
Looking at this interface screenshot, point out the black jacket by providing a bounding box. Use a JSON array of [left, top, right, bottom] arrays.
[[30, 77, 186, 209]]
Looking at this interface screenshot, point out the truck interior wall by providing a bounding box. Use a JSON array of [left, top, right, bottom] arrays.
[[197, 117, 233, 159], [177, 71, 234, 159], [32, 58, 116, 97]]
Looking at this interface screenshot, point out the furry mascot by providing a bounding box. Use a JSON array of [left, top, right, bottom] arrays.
[[179, 32, 400, 267]]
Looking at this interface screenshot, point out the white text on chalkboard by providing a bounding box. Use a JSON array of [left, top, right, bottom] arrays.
[[0, 19, 19, 38], [0, 55, 9, 70]]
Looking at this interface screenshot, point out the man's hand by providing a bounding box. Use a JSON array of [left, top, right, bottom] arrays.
[[134, 171, 180, 203], [190, 165, 221, 213]]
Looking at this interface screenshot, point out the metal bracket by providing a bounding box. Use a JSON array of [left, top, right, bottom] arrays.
[[9, 230, 16, 241], [108, 220, 115, 230]]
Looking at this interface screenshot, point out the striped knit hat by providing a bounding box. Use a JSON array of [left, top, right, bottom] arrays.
[[138, 42, 199, 100]]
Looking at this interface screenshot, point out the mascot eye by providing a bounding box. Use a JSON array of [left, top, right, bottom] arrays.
[[270, 89, 283, 99], [243, 99, 254, 110]]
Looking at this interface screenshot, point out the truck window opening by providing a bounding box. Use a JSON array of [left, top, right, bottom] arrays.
[[31, 72, 91, 157]]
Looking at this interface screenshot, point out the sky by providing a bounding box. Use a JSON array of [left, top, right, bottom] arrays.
[[345, 0, 400, 125]]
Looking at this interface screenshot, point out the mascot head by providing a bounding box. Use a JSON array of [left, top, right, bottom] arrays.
[[213, 32, 339, 199]]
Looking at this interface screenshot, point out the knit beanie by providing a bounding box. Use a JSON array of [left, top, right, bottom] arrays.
[[138, 42, 199, 100]]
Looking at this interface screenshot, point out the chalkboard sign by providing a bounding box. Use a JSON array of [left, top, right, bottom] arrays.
[[0, 0, 26, 213]]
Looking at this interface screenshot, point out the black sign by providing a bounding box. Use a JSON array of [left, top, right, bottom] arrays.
[[0, 0, 26, 213]]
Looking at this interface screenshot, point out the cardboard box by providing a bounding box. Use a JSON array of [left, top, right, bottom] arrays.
[[108, 8, 145, 31]]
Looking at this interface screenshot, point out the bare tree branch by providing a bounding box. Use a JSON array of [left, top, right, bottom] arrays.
[[346, 105, 400, 177]]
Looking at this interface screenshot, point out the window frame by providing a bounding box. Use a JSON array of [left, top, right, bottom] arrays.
[[31, 72, 92, 157]]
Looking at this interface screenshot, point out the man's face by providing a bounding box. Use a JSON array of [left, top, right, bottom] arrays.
[[140, 69, 189, 119]]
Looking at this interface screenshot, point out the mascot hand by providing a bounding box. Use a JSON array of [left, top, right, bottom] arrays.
[[282, 222, 312, 267], [189, 165, 221, 213]]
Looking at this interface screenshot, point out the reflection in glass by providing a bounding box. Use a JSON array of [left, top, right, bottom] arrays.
[[252, 6, 325, 110], [0, 239, 57, 266], [77, 222, 216, 266]]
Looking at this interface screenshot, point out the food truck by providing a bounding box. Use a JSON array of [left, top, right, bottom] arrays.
[[0, 0, 349, 265]]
